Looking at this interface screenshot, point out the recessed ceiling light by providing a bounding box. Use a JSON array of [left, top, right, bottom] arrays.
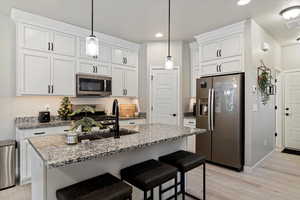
[[237, 0, 251, 6], [280, 6, 300, 20], [155, 33, 164, 38]]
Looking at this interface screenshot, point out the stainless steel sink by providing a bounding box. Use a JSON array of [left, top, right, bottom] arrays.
[[100, 128, 139, 139]]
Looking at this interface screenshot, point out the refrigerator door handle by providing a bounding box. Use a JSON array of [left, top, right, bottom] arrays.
[[211, 88, 215, 131], [208, 89, 211, 131]]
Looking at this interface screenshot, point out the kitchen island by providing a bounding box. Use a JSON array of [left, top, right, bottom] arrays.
[[29, 124, 205, 200]]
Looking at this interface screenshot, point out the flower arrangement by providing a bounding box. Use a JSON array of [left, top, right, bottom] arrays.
[[57, 97, 72, 120], [257, 60, 273, 105]]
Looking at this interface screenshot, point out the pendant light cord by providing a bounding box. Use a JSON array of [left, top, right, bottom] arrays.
[[168, 0, 171, 57], [91, 0, 94, 36]]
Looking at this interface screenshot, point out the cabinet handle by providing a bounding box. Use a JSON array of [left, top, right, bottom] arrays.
[[51, 43, 54, 51], [219, 64, 222, 72], [219, 49, 222, 57], [93, 66, 95, 73], [125, 89, 128, 96], [51, 85, 54, 94], [34, 132, 46, 135], [48, 42, 51, 51], [129, 122, 135, 125], [217, 50, 219, 57], [48, 85, 51, 94], [216, 65, 218, 72], [96, 66, 98, 73]]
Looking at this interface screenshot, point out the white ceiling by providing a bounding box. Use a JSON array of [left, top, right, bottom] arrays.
[[1, 0, 300, 45]]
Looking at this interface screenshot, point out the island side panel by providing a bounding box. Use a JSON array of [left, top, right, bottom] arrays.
[[31, 146, 47, 200], [46, 138, 187, 200]]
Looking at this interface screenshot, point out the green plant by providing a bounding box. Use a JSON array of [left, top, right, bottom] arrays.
[[258, 70, 272, 105], [57, 97, 72, 120], [69, 106, 104, 132]]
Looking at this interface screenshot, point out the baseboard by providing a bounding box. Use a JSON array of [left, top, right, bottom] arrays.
[[244, 149, 275, 173]]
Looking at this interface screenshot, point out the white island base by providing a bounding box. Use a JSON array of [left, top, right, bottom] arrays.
[[31, 139, 188, 200]]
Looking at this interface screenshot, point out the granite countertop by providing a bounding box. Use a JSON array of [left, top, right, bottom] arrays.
[[29, 124, 205, 169], [16, 115, 146, 130]]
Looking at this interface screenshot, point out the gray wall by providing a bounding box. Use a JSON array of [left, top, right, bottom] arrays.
[[244, 20, 281, 167]]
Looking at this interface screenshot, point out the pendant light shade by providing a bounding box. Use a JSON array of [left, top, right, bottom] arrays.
[[86, 0, 99, 57], [165, 0, 174, 70]]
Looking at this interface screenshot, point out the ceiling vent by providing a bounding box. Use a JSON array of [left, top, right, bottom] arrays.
[[286, 18, 300, 29]]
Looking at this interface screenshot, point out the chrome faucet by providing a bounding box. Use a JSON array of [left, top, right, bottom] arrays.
[[112, 99, 120, 138]]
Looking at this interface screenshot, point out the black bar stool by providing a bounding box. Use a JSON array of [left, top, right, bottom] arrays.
[[159, 150, 206, 200], [121, 159, 178, 200], [56, 173, 132, 200]]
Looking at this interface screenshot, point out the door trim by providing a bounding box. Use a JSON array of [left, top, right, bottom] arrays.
[[149, 65, 181, 125]]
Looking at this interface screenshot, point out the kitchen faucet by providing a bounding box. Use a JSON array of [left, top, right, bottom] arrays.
[[112, 99, 120, 138]]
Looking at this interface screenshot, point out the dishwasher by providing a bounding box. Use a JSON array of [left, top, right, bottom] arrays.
[[0, 140, 16, 190]]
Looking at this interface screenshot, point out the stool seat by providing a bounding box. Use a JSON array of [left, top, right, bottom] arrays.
[[121, 159, 178, 191], [159, 150, 205, 172], [56, 173, 132, 200]]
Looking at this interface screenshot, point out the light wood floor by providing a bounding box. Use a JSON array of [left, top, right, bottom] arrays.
[[1, 151, 299, 200]]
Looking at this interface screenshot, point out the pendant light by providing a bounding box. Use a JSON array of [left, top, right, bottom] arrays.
[[165, 0, 174, 70], [86, 0, 99, 57]]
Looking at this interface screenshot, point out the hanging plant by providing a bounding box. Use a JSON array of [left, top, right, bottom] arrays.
[[257, 60, 272, 105]]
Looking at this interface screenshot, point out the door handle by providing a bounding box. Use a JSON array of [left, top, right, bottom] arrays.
[[208, 89, 211, 131], [211, 89, 215, 131]]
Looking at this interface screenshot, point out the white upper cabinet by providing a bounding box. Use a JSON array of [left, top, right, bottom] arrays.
[[201, 41, 220, 62], [112, 48, 138, 67], [112, 65, 138, 97], [21, 24, 52, 52], [52, 31, 76, 57], [51, 55, 76, 96], [78, 60, 112, 76], [20, 50, 51, 95], [195, 21, 245, 76], [190, 43, 200, 97]]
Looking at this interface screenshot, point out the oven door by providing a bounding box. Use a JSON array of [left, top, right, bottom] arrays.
[[77, 75, 112, 96]]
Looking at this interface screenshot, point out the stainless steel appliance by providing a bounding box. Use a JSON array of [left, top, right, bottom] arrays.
[[0, 140, 16, 190], [76, 74, 112, 97], [196, 73, 244, 171], [38, 111, 50, 123]]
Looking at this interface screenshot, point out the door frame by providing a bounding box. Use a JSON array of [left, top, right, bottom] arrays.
[[149, 65, 181, 125], [281, 69, 300, 148]]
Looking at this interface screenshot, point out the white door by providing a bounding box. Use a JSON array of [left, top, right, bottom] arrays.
[[201, 41, 219, 62], [52, 55, 76, 96], [52, 31, 76, 57], [112, 65, 125, 96], [21, 24, 51, 52], [125, 68, 138, 97], [20, 50, 51, 95], [284, 72, 300, 150], [219, 34, 242, 59], [151, 69, 179, 125]]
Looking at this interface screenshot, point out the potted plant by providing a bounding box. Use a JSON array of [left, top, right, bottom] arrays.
[[57, 97, 72, 120]]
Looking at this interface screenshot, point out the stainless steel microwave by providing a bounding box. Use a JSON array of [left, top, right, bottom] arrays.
[[76, 74, 112, 97]]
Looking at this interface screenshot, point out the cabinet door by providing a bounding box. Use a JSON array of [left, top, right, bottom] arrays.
[[52, 31, 76, 57], [21, 24, 51, 52], [112, 48, 124, 65], [124, 50, 138, 67], [99, 44, 112, 63], [112, 65, 125, 96], [219, 57, 242, 74], [97, 62, 112, 76], [124, 68, 138, 97], [20, 50, 51, 95], [52, 55, 76, 96], [78, 60, 97, 75], [201, 41, 219, 62], [201, 61, 219, 76], [78, 37, 94, 60], [220, 34, 242, 59], [19, 139, 31, 185]]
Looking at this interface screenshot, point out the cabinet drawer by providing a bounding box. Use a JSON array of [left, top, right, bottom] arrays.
[[184, 118, 196, 128], [19, 126, 70, 139], [119, 119, 146, 126]]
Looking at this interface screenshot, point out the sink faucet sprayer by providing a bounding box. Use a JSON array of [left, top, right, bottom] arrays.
[[112, 99, 120, 138]]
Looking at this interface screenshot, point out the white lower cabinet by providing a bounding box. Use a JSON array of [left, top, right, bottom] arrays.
[[119, 119, 146, 126], [183, 118, 196, 153], [17, 126, 70, 185], [112, 65, 138, 97]]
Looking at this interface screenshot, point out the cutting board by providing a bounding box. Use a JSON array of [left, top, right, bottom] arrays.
[[120, 104, 137, 118]]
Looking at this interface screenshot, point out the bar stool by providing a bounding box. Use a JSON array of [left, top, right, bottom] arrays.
[[159, 150, 206, 200], [56, 173, 132, 200], [121, 159, 178, 200]]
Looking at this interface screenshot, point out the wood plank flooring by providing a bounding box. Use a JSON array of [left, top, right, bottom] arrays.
[[1, 151, 299, 200]]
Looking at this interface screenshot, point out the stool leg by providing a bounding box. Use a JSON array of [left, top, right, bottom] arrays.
[[159, 184, 162, 200], [174, 176, 178, 200], [181, 172, 185, 200], [151, 189, 154, 200], [144, 191, 147, 200], [128, 195, 132, 200], [203, 162, 206, 200]]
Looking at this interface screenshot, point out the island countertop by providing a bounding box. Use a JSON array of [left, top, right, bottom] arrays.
[[29, 124, 205, 169]]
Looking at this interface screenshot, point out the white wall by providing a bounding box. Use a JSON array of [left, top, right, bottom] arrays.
[[282, 44, 300, 70], [244, 20, 281, 167], [0, 12, 138, 140]]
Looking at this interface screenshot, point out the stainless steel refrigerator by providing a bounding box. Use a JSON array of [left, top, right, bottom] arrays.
[[196, 73, 244, 171]]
